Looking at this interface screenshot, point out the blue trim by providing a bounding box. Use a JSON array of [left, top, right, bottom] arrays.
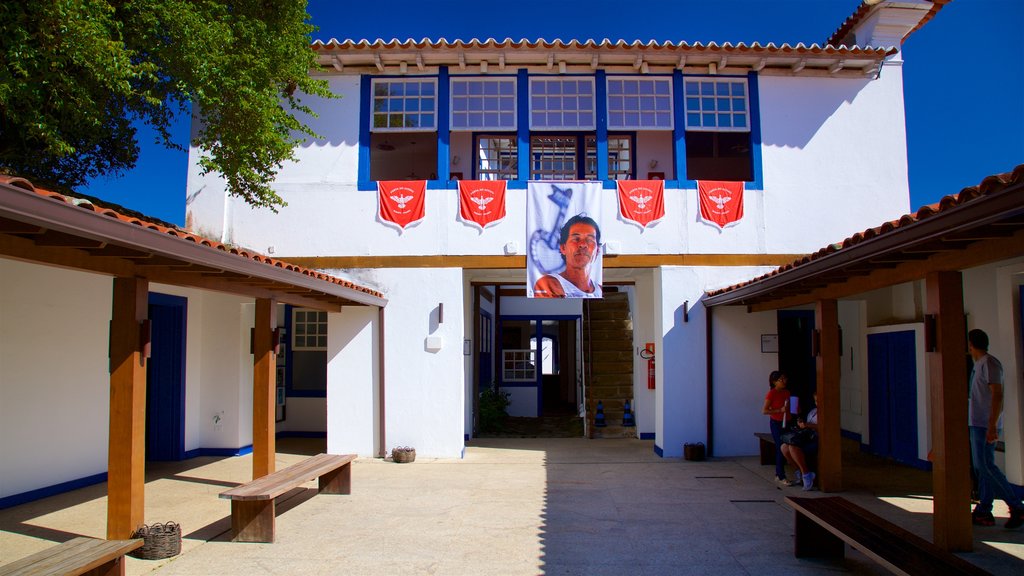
[[595, 70, 608, 181], [746, 72, 764, 190], [672, 69, 686, 182], [517, 69, 530, 181], [654, 444, 664, 457], [464, 434, 470, 441], [639, 432, 655, 440], [0, 472, 107, 510], [184, 445, 254, 459], [437, 66, 450, 180], [358, 76, 371, 183]]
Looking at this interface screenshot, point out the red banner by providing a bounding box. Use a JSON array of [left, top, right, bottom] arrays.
[[698, 180, 744, 230], [617, 180, 665, 230], [378, 180, 426, 232], [458, 180, 507, 230]]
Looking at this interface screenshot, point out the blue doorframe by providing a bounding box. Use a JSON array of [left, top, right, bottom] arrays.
[[500, 314, 579, 417], [147, 293, 187, 461]]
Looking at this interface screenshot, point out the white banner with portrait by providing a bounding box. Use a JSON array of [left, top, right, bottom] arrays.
[[527, 181, 605, 299]]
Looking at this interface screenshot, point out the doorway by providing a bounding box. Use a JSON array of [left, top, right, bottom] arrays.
[[777, 310, 816, 415], [146, 293, 187, 461], [867, 330, 919, 465]]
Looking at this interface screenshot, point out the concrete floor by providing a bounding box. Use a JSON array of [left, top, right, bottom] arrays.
[[1, 437, 1022, 575]]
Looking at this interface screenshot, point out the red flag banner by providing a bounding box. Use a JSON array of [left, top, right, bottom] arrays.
[[617, 180, 665, 230], [458, 180, 507, 231], [378, 180, 426, 232], [698, 180, 744, 230]]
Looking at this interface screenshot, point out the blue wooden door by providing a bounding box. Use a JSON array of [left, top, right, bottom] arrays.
[[867, 330, 918, 465], [146, 293, 187, 461]]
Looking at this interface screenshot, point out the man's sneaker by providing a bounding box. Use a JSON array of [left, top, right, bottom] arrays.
[[775, 476, 789, 488], [1006, 508, 1024, 530], [801, 472, 816, 491], [972, 510, 995, 527], [784, 477, 801, 487]]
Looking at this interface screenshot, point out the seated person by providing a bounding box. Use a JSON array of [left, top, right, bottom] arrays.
[[781, 391, 818, 491]]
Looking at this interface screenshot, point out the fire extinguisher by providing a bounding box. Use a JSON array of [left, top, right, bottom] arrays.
[[641, 343, 655, 389]]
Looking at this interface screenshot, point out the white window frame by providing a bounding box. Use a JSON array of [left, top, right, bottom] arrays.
[[584, 135, 633, 180], [606, 76, 674, 130], [450, 77, 517, 131], [683, 77, 750, 133], [292, 308, 328, 351], [503, 349, 537, 382], [370, 78, 439, 132], [476, 135, 518, 180], [528, 78, 596, 130]]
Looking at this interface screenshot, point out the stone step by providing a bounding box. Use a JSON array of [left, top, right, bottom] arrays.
[[590, 424, 637, 439]]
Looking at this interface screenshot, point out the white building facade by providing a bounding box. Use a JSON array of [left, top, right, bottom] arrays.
[[183, 2, 933, 460]]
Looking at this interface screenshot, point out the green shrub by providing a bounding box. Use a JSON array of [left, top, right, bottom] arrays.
[[478, 386, 511, 434]]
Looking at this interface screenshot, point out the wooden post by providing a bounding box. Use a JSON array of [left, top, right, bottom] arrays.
[[253, 298, 277, 479], [107, 277, 149, 539], [816, 299, 842, 493], [926, 271, 972, 551]]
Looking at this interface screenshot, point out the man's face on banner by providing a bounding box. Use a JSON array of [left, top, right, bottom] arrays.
[[560, 222, 598, 269]]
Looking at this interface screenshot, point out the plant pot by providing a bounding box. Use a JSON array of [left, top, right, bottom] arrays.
[[129, 522, 181, 560], [392, 447, 416, 463]]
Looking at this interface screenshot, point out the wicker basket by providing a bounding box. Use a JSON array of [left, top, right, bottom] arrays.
[[128, 522, 181, 560], [392, 446, 416, 463]]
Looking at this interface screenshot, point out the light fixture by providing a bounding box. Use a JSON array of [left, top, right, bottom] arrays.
[[649, 159, 659, 169], [451, 155, 460, 166]]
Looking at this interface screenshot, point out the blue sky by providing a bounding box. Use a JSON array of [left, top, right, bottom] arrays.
[[83, 0, 1023, 226]]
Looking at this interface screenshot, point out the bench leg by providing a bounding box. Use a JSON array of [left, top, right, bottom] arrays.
[[231, 499, 276, 543], [319, 462, 352, 495], [759, 439, 774, 466], [82, 557, 127, 576], [794, 511, 845, 559]]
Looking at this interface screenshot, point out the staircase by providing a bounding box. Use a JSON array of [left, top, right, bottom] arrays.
[[583, 292, 635, 439]]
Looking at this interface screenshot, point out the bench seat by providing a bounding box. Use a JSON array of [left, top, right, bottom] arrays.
[[0, 536, 142, 576], [785, 496, 990, 576], [754, 432, 775, 465], [220, 453, 356, 543]]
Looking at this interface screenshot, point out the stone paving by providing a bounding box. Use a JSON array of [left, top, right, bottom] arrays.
[[1, 437, 1022, 575]]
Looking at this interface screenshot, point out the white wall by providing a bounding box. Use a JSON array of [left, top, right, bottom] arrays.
[[327, 306, 379, 456], [710, 306, 779, 457], [838, 300, 868, 437], [361, 268, 466, 458], [0, 260, 111, 497]]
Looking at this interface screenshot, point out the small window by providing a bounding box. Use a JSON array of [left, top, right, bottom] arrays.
[[530, 135, 579, 180], [607, 77, 673, 130], [683, 78, 748, 132], [371, 79, 438, 132], [477, 136, 518, 180], [683, 77, 753, 181], [529, 78, 596, 130], [584, 135, 633, 180], [503, 349, 537, 382], [293, 309, 328, 351], [451, 78, 516, 131]]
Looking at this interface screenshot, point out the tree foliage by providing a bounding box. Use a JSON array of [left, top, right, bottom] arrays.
[[0, 0, 332, 209]]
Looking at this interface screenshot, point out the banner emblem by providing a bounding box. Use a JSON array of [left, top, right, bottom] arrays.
[[458, 180, 507, 230], [698, 180, 744, 230], [617, 180, 665, 230], [378, 180, 426, 232]]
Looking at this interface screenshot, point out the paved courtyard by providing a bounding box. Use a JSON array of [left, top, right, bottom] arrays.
[[1, 438, 1022, 575]]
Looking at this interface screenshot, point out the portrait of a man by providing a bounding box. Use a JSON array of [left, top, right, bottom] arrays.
[[532, 215, 602, 298]]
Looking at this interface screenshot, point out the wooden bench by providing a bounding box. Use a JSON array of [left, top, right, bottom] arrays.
[[785, 496, 991, 576], [219, 453, 356, 543], [0, 536, 142, 576], [755, 432, 775, 465]]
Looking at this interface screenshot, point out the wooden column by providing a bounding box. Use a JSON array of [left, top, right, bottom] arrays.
[[253, 298, 277, 479], [107, 277, 149, 539], [926, 271, 972, 551], [815, 299, 842, 493]]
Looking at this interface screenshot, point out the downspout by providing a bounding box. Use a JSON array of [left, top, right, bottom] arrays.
[[377, 306, 386, 458], [705, 302, 714, 457]]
